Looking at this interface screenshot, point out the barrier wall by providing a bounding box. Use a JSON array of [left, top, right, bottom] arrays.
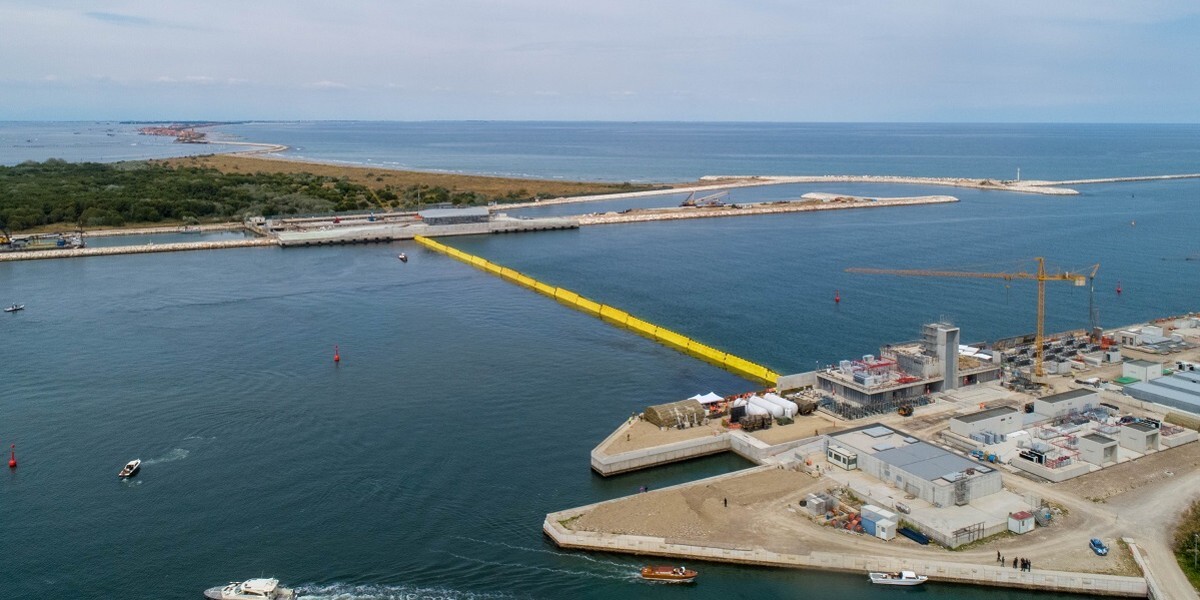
[[414, 235, 780, 385]]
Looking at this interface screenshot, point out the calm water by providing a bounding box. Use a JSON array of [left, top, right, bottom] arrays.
[[0, 121, 244, 165], [212, 121, 1200, 183], [4, 122, 1197, 599]]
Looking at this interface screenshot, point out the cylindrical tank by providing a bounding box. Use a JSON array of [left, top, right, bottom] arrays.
[[745, 402, 770, 416], [762, 393, 798, 417], [748, 395, 783, 418]]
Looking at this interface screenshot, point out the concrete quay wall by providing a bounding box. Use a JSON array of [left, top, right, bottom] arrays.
[[543, 514, 1147, 597], [591, 431, 731, 476], [578, 196, 957, 226], [0, 238, 274, 262]]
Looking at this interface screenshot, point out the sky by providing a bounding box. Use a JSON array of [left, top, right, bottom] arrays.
[[2, 1, 1199, 122]]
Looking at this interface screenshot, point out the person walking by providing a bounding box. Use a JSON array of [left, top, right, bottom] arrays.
[[723, 497, 728, 508], [1012, 557, 1018, 569], [997, 550, 1001, 563]]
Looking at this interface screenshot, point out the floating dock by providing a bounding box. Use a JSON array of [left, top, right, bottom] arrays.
[[414, 235, 780, 385]]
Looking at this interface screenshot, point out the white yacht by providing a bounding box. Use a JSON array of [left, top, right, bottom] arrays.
[[203, 578, 295, 599], [868, 570, 928, 586]]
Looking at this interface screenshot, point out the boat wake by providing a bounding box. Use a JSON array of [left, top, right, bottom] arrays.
[[142, 448, 190, 465], [295, 582, 515, 600], [452, 537, 634, 572], [439, 551, 635, 582]]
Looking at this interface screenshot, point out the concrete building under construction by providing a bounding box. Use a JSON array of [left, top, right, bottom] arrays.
[[816, 322, 1002, 406]]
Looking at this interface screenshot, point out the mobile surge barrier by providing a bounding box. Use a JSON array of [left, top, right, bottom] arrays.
[[414, 236, 780, 385]]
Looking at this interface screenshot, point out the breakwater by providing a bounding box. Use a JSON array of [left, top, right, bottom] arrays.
[[413, 235, 780, 384], [0, 238, 274, 262], [543, 506, 1147, 597], [578, 195, 956, 226]]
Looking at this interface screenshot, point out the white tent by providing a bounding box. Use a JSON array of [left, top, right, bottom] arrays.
[[688, 392, 725, 405]]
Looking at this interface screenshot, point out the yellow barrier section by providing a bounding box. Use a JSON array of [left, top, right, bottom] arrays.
[[413, 235, 780, 385]]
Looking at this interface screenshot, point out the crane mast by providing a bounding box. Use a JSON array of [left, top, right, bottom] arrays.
[[846, 257, 1097, 381]]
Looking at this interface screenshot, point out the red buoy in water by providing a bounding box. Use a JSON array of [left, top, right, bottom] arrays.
[[8, 443, 16, 469], [1116, 281, 1123, 295], [333, 344, 341, 363], [834, 290, 841, 304]]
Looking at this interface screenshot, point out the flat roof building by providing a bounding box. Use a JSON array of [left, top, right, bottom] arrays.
[[950, 406, 1021, 438], [1125, 372, 1200, 415], [1034, 388, 1098, 419], [828, 423, 1001, 508], [418, 207, 490, 226], [1120, 422, 1160, 454], [1079, 433, 1118, 466]]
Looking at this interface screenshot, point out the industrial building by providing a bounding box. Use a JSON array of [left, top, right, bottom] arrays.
[[1122, 359, 1165, 383], [817, 322, 1002, 408], [1119, 421, 1160, 453], [1033, 388, 1099, 419], [1078, 433, 1118, 466], [418, 207, 490, 226], [949, 406, 1022, 438], [1124, 370, 1200, 415], [827, 424, 1002, 508]]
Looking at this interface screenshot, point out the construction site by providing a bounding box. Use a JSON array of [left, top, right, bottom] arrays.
[[542, 250, 1200, 598]]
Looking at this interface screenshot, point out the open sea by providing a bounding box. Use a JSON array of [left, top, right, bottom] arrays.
[[3, 122, 1199, 599]]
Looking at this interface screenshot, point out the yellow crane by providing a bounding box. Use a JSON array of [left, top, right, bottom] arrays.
[[846, 258, 1100, 380]]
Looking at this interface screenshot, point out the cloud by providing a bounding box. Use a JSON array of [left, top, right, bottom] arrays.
[[304, 80, 349, 90], [84, 11, 156, 26]]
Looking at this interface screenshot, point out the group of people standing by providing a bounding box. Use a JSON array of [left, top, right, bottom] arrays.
[[997, 551, 1033, 571]]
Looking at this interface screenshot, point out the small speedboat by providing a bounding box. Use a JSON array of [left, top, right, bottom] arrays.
[[4, 304, 24, 313], [639, 565, 697, 583], [204, 578, 295, 600], [869, 571, 928, 586], [118, 459, 141, 479], [397, 253, 408, 263]]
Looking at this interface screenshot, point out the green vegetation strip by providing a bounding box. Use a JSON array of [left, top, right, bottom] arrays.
[[1175, 500, 1200, 590]]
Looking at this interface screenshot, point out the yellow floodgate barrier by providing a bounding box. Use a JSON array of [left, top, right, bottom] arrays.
[[415, 236, 780, 385]]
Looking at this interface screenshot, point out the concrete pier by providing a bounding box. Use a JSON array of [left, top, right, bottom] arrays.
[[543, 506, 1147, 597], [579, 195, 957, 226], [0, 238, 275, 262]]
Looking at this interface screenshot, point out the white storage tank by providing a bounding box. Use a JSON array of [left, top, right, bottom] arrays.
[[761, 393, 797, 418], [748, 393, 787, 417]]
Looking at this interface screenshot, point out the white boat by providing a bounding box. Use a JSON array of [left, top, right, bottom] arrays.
[[117, 459, 141, 479], [869, 570, 928, 586], [4, 304, 24, 313], [203, 578, 295, 599]]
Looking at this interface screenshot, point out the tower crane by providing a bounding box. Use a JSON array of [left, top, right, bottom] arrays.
[[846, 258, 1100, 380]]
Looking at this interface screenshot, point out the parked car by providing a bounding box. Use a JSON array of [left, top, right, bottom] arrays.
[[1089, 538, 1109, 556]]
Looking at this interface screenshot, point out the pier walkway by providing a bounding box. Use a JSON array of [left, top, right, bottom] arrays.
[[543, 509, 1147, 597], [0, 238, 274, 262], [413, 235, 779, 385]]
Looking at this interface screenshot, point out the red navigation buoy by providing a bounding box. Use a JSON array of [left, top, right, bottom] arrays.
[[333, 344, 341, 363], [834, 290, 841, 304], [8, 443, 16, 469], [1116, 281, 1123, 295]]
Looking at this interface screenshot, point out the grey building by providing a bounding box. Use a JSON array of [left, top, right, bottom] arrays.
[[1119, 422, 1160, 453], [1124, 371, 1200, 415], [828, 424, 1002, 507], [949, 406, 1021, 437], [1034, 388, 1098, 419], [1079, 433, 1118, 466]]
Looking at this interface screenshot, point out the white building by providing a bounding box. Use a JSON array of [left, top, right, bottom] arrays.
[[828, 424, 1002, 507], [1119, 422, 1160, 453], [1079, 433, 1118, 466], [1008, 511, 1035, 534], [949, 406, 1022, 437], [1034, 388, 1099, 419], [1123, 359, 1164, 383]]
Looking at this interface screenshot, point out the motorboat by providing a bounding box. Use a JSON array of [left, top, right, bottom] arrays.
[[639, 565, 697, 583], [397, 253, 408, 263], [869, 571, 928, 586], [4, 304, 24, 313], [203, 578, 295, 599], [118, 459, 141, 479]]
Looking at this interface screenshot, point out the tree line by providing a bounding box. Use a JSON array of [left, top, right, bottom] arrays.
[[0, 159, 528, 232]]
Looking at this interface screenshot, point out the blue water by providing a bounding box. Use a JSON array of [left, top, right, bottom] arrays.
[[4, 122, 1196, 599], [211, 121, 1200, 183], [0, 121, 245, 165]]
